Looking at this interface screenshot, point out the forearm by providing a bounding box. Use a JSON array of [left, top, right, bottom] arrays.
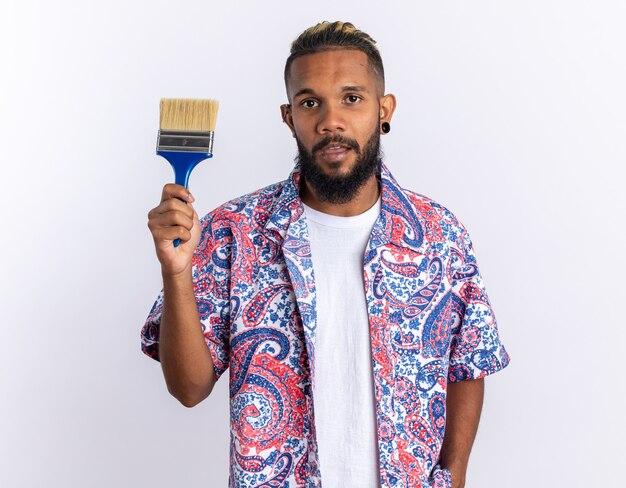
[[159, 267, 216, 407], [439, 378, 484, 488]]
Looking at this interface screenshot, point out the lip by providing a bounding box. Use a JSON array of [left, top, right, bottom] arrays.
[[318, 144, 352, 162]]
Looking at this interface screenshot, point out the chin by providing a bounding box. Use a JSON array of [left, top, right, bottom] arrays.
[[315, 154, 357, 174]]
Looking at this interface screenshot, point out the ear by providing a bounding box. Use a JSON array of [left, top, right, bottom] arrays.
[[280, 104, 296, 138], [379, 93, 397, 128]]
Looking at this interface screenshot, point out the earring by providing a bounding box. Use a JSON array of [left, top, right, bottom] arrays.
[[381, 122, 391, 134]]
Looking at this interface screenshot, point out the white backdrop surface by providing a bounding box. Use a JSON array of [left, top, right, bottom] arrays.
[[1, 1, 624, 487]]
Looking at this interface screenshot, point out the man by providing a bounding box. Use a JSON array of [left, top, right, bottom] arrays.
[[142, 21, 509, 488]]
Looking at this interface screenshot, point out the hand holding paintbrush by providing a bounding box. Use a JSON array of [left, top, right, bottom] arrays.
[[147, 98, 219, 276], [147, 184, 201, 277]]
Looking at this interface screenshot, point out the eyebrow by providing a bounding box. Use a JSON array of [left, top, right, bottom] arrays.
[[293, 85, 369, 99]]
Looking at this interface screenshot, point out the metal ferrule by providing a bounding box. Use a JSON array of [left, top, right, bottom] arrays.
[[157, 130, 214, 153]]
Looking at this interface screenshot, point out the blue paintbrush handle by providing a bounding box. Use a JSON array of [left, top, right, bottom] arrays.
[[157, 151, 213, 247]]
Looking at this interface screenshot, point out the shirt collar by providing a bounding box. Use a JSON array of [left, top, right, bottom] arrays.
[[263, 160, 424, 253]]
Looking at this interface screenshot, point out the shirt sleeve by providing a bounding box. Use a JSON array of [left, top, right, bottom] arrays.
[[447, 221, 510, 383], [140, 211, 231, 381]]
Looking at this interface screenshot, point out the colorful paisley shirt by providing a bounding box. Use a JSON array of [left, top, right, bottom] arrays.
[[141, 161, 510, 488]]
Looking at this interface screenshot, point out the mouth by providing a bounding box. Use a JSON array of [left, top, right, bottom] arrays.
[[318, 143, 353, 163]]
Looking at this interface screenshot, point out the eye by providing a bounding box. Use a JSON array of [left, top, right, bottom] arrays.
[[300, 99, 319, 108], [345, 94, 361, 104]]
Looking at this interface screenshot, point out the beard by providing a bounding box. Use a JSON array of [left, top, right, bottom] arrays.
[[296, 130, 381, 205]]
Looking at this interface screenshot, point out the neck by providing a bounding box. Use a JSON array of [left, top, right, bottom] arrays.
[[300, 174, 380, 217]]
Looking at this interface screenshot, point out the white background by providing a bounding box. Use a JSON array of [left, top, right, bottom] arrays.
[[1, 1, 624, 487]]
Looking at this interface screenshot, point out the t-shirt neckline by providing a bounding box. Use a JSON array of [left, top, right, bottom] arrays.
[[302, 195, 382, 229]]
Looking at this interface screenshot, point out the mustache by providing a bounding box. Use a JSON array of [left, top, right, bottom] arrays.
[[312, 135, 360, 154]]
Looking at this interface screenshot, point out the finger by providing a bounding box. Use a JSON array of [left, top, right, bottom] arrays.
[[150, 211, 195, 231], [153, 198, 196, 219], [161, 184, 195, 204], [153, 225, 192, 244]]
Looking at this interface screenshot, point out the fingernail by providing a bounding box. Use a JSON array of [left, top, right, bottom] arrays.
[[188, 192, 194, 202]]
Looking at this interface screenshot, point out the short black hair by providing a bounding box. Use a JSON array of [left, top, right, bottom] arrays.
[[284, 21, 385, 91]]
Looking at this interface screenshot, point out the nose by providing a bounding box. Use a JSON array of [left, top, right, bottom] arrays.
[[316, 103, 345, 134]]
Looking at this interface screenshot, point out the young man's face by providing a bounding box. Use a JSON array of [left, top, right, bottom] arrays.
[[281, 49, 395, 203]]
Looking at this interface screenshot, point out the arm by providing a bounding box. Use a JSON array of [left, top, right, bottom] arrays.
[[159, 268, 216, 407], [147, 184, 216, 408], [439, 378, 484, 488]]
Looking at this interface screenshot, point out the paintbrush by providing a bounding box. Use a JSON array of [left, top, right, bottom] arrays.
[[157, 98, 219, 247]]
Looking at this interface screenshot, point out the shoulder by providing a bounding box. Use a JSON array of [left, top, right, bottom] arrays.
[[399, 186, 469, 248], [192, 179, 289, 267], [198, 178, 289, 235]]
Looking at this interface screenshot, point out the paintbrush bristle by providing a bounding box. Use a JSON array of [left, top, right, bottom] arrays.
[[160, 98, 219, 132]]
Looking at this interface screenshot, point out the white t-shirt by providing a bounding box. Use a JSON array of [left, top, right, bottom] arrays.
[[303, 197, 382, 488]]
